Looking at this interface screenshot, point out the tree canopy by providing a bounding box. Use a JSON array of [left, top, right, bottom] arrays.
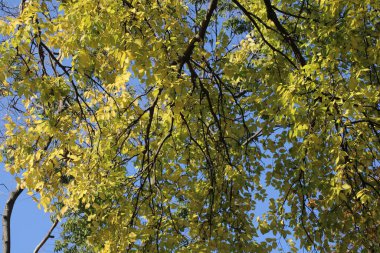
[[0, 0, 379, 252]]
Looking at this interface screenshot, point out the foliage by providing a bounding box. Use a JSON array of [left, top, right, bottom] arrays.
[[54, 210, 94, 253], [0, 0, 379, 252]]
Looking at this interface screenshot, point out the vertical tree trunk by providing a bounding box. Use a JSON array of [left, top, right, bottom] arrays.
[[2, 187, 23, 253]]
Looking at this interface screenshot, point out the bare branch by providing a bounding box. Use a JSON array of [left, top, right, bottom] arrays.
[[33, 219, 59, 253]]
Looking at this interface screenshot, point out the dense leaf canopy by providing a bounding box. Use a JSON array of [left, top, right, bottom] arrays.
[[0, 0, 379, 252]]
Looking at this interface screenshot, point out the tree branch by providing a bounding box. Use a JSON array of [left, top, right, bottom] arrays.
[[232, 0, 298, 68], [177, 0, 218, 73], [33, 219, 59, 253], [263, 0, 306, 66]]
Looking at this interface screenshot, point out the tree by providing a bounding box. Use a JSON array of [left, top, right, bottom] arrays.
[[0, 0, 379, 252]]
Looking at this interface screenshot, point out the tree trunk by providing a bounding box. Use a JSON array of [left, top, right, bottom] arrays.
[[2, 187, 23, 253]]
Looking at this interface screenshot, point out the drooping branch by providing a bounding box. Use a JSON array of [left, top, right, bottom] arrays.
[[2, 187, 23, 253], [263, 0, 306, 66], [33, 219, 59, 253], [232, 0, 298, 68]]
